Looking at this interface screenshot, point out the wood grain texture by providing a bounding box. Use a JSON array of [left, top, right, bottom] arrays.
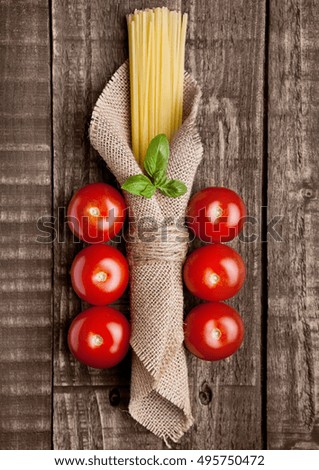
[[0, 0, 52, 449], [54, 386, 164, 450], [267, 0, 319, 449], [52, 0, 266, 449], [52, 0, 180, 450], [175, 0, 265, 449], [3, 0, 318, 451]]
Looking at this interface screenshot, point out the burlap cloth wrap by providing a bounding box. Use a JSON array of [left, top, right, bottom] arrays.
[[89, 62, 203, 443]]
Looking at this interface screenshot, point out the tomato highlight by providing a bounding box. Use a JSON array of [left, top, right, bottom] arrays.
[[71, 244, 129, 306], [184, 302, 244, 361], [183, 244, 246, 301], [68, 306, 130, 369], [67, 182, 126, 244], [187, 187, 246, 243]]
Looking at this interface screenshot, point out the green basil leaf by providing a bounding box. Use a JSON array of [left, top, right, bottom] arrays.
[[158, 179, 188, 198], [122, 134, 186, 200], [144, 134, 170, 178], [153, 172, 168, 188], [121, 175, 156, 198]]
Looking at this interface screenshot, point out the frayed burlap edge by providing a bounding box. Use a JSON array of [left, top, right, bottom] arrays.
[[89, 61, 203, 444]]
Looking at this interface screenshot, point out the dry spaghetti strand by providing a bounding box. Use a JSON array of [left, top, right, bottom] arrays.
[[127, 8, 188, 164]]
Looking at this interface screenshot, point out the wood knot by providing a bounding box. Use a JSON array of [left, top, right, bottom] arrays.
[[109, 388, 121, 407], [303, 188, 313, 198], [199, 382, 212, 405]]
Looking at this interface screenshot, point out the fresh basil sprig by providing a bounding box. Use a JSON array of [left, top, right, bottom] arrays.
[[121, 134, 187, 199]]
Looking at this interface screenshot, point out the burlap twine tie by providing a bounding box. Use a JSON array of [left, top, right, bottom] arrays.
[[89, 62, 203, 443]]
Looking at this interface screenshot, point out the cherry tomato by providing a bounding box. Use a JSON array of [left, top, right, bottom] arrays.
[[71, 244, 129, 305], [187, 187, 246, 243], [68, 306, 130, 368], [184, 302, 244, 361], [183, 244, 246, 301], [67, 183, 126, 244]]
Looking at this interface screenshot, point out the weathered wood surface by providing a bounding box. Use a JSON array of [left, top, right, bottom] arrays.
[[267, 0, 319, 449], [51, 0, 265, 450], [0, 0, 52, 449], [51, 0, 164, 451], [0, 0, 318, 450], [179, 0, 265, 450]]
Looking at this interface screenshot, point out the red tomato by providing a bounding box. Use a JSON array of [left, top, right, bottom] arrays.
[[184, 302, 244, 361], [187, 187, 246, 243], [71, 244, 129, 305], [67, 183, 126, 244], [68, 306, 130, 368], [183, 244, 246, 301]]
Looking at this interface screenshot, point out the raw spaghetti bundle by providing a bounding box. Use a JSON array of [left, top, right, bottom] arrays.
[[89, 7, 203, 443], [127, 8, 187, 163]]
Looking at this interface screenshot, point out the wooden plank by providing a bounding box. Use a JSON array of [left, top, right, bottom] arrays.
[[0, 0, 52, 449], [267, 0, 319, 449], [52, 0, 265, 449], [54, 387, 163, 450], [52, 0, 128, 391], [52, 0, 181, 450], [175, 0, 266, 449]]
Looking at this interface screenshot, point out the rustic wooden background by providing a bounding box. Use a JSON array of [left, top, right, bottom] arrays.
[[0, 0, 318, 450]]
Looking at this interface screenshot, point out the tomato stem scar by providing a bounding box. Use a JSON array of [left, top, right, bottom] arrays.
[[92, 334, 104, 346], [215, 206, 223, 218], [89, 207, 100, 217], [209, 273, 220, 286], [96, 271, 107, 282], [212, 328, 222, 340]]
